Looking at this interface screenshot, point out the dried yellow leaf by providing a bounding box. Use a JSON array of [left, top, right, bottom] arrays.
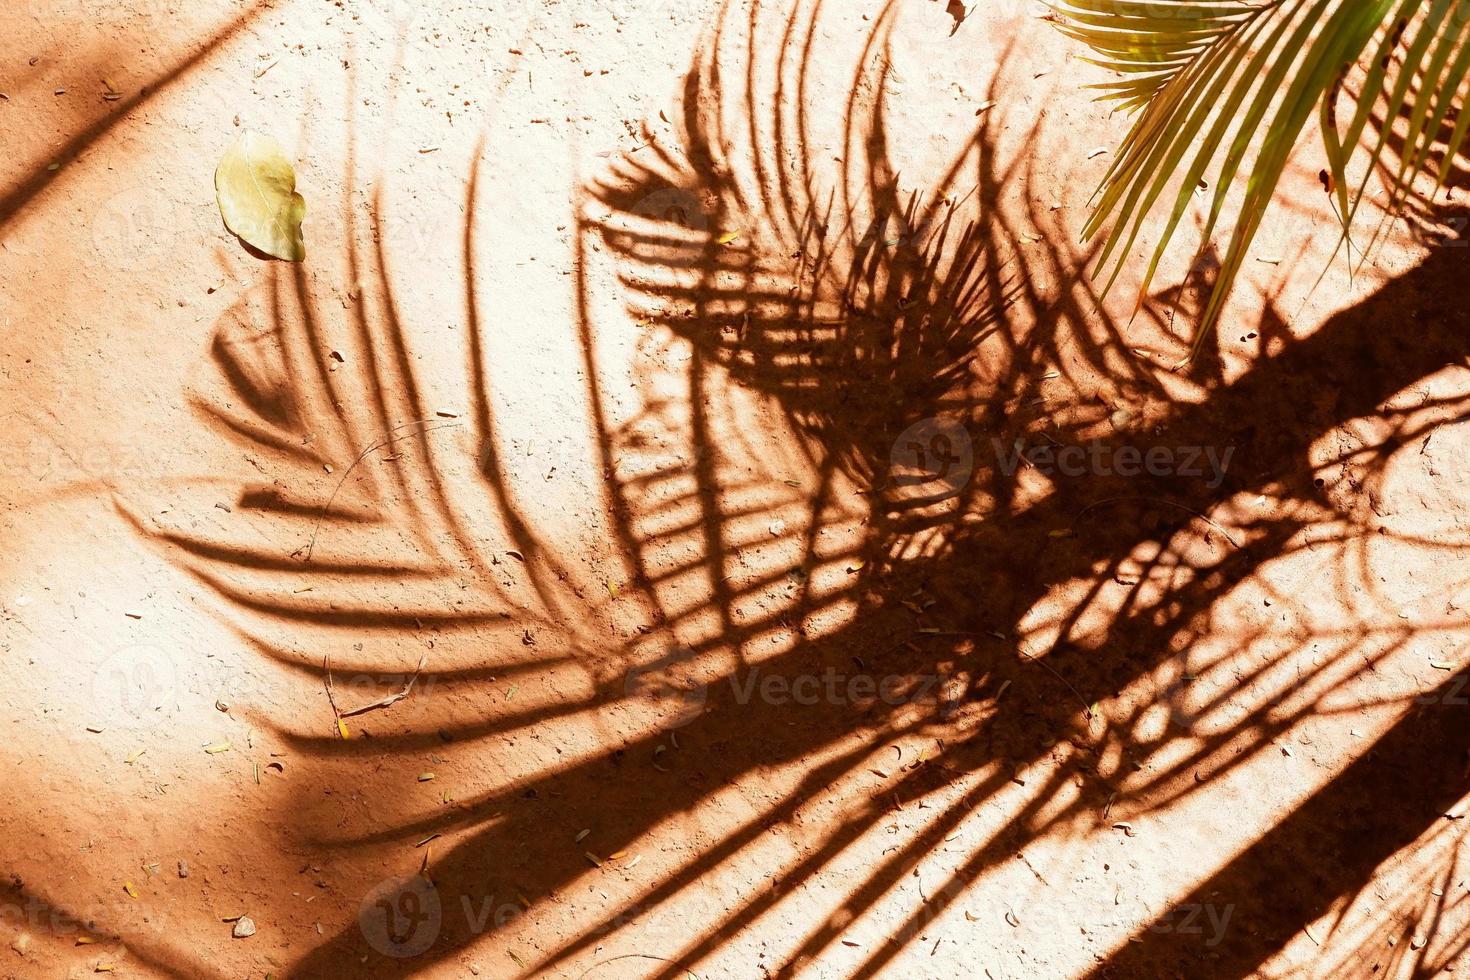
[[215, 130, 307, 262]]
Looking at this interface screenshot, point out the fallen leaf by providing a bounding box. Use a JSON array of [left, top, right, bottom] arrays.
[[215, 130, 307, 261], [944, 0, 967, 32], [717, 230, 741, 245]]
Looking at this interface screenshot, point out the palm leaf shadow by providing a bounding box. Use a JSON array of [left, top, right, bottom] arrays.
[[114, 1, 1470, 977], [0, 0, 273, 233]]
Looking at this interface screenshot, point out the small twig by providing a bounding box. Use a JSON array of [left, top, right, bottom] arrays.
[[1017, 643, 1093, 719], [324, 652, 428, 719], [301, 419, 460, 560], [1072, 495, 1242, 549], [1017, 851, 1050, 886], [575, 954, 699, 979], [341, 656, 428, 717], [324, 651, 342, 723]]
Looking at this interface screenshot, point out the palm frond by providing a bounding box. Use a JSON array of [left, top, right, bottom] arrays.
[[1055, 0, 1470, 348]]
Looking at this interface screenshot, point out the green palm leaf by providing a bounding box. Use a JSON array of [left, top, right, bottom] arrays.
[[1054, 0, 1470, 349]]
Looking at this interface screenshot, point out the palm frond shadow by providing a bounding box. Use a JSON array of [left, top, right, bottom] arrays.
[[0, 0, 271, 233], [115, 1, 1470, 977]]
